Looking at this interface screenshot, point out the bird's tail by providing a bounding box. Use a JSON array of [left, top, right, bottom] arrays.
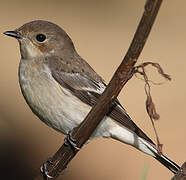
[[154, 153, 180, 174], [134, 136, 180, 174], [111, 126, 180, 174]]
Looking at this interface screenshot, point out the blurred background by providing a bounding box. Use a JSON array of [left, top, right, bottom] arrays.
[[0, 0, 186, 179]]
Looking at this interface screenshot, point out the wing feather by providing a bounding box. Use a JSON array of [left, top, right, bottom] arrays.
[[47, 57, 155, 145]]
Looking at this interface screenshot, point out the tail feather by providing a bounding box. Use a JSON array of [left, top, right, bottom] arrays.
[[155, 154, 180, 174], [138, 137, 180, 174], [139, 137, 180, 174], [111, 125, 180, 174]]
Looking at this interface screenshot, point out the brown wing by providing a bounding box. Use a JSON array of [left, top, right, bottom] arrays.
[[47, 57, 155, 145]]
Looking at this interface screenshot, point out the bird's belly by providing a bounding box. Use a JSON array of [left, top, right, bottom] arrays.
[[18, 61, 112, 137]]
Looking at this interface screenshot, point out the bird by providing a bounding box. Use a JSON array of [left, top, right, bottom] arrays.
[[4, 20, 180, 174]]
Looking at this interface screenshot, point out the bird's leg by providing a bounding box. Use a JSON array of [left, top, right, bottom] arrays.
[[64, 130, 80, 151], [40, 130, 80, 178]]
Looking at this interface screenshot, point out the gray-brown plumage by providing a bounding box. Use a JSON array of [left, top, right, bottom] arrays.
[[4, 20, 180, 174]]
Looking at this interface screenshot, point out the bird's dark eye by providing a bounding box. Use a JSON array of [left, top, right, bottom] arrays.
[[36, 34, 46, 42]]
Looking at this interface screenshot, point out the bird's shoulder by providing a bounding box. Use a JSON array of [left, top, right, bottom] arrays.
[[45, 54, 103, 83]]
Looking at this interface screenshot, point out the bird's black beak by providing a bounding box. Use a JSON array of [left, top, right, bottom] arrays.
[[3, 31, 22, 39]]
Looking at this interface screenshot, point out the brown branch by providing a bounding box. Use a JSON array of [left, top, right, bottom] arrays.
[[34, 0, 163, 179]]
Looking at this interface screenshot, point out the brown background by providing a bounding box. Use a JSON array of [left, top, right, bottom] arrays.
[[0, 0, 185, 179]]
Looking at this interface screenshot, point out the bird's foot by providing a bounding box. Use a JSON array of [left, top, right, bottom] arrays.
[[40, 157, 55, 179], [40, 157, 67, 179], [64, 130, 80, 151]]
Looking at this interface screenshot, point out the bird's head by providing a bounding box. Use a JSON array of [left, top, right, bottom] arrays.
[[4, 20, 75, 59]]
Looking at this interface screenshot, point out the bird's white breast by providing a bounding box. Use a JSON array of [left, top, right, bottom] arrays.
[[18, 59, 155, 157], [18, 59, 113, 137]]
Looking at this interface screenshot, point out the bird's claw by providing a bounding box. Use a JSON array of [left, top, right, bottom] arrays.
[[40, 157, 67, 179], [40, 158, 54, 179], [64, 130, 80, 151]]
